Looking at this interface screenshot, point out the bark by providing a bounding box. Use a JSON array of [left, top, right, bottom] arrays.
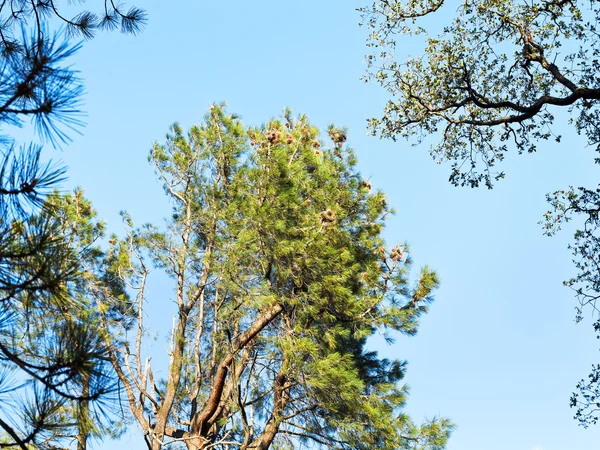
[[76, 371, 90, 450], [242, 362, 291, 450], [192, 303, 283, 431]]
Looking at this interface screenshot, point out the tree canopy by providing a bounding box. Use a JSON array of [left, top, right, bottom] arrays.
[[360, 0, 600, 426], [92, 105, 453, 450], [361, 0, 600, 188]]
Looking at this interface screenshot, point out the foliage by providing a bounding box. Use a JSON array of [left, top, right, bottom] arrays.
[[361, 0, 600, 188], [360, 0, 600, 425], [543, 185, 600, 426], [0, 1, 146, 44], [0, 189, 125, 449], [97, 105, 453, 450], [0, 1, 145, 448]]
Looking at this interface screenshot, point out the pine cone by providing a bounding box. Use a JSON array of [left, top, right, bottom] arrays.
[[266, 129, 281, 144], [328, 128, 347, 144], [359, 180, 372, 191], [390, 246, 403, 261], [321, 208, 336, 223]]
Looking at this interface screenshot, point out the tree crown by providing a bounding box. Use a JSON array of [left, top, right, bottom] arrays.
[[98, 105, 452, 450]]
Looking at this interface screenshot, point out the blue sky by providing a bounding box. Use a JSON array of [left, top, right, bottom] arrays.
[[33, 1, 600, 449]]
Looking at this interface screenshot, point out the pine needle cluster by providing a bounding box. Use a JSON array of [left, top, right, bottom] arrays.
[[0, 1, 145, 448]]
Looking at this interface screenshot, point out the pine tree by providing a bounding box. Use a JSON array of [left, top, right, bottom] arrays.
[[97, 105, 453, 450], [0, 188, 127, 449], [0, 2, 145, 448]]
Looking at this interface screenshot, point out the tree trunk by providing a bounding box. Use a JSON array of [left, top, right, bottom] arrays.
[[76, 372, 90, 450]]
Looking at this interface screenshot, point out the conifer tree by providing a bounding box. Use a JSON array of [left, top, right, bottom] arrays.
[[96, 105, 453, 450], [0, 2, 145, 448], [0, 189, 125, 450]]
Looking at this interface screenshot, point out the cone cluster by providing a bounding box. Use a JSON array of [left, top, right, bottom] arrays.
[[266, 128, 282, 144], [360, 180, 372, 191], [321, 208, 336, 225], [390, 246, 403, 261], [328, 128, 347, 144]]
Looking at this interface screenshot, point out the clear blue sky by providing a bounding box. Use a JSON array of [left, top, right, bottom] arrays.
[[37, 1, 600, 449]]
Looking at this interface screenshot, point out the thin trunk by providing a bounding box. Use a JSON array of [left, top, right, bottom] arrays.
[[76, 372, 90, 450], [242, 360, 291, 450]]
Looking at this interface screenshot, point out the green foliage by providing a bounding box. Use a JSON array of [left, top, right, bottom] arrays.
[[361, 0, 600, 188], [0, 188, 127, 449], [544, 185, 600, 426], [103, 105, 452, 449], [361, 0, 600, 427], [0, 2, 145, 448]]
